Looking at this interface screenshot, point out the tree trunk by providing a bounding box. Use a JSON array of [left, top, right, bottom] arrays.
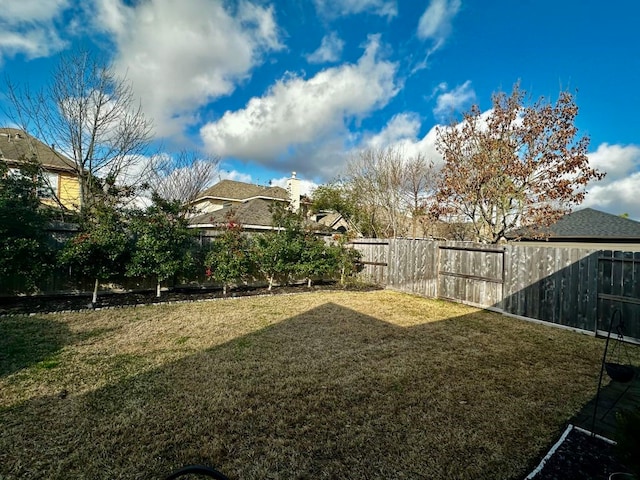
[[307, 277, 312, 288], [92, 277, 99, 304], [223, 283, 227, 296], [156, 280, 161, 297], [268, 276, 274, 291]]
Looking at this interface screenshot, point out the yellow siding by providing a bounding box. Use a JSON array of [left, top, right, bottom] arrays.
[[59, 173, 80, 210], [42, 172, 80, 210]]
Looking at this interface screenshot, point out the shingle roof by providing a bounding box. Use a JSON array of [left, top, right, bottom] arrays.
[[0, 128, 76, 173], [189, 198, 328, 232], [316, 212, 342, 228], [195, 179, 289, 202], [509, 208, 640, 240], [189, 198, 280, 228]]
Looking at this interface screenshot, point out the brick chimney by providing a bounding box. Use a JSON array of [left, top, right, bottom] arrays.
[[286, 171, 301, 213]]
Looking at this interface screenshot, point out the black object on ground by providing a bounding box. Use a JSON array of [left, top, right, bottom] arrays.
[[165, 464, 230, 480]]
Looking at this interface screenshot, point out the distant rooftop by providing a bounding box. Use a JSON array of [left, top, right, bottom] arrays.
[[189, 197, 328, 232], [190, 198, 279, 228], [195, 179, 289, 203], [0, 127, 76, 173], [508, 208, 640, 241]]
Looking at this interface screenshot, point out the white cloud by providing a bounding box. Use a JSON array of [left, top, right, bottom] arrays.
[[582, 173, 640, 220], [417, 0, 461, 51], [433, 80, 476, 120], [587, 143, 640, 182], [306, 32, 345, 64], [90, 0, 131, 37], [112, 154, 156, 187], [362, 113, 443, 166], [0, 0, 69, 63], [217, 169, 254, 184], [236, 1, 282, 51], [271, 176, 318, 197], [581, 143, 640, 220], [365, 113, 421, 149], [418, 0, 461, 40], [200, 34, 398, 175], [101, 0, 283, 137], [313, 0, 397, 18], [0, 0, 69, 23]]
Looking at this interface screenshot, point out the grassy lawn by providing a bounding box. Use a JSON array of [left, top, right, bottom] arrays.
[[0, 290, 634, 479]]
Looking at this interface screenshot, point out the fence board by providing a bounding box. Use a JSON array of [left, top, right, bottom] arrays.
[[596, 251, 640, 341], [438, 244, 504, 307], [351, 240, 388, 285], [354, 239, 638, 342]]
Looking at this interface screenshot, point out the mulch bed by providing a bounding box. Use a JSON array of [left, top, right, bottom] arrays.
[[528, 426, 632, 480], [0, 281, 382, 316]]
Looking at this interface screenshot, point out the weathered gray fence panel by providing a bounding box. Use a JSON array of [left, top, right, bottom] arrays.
[[438, 244, 504, 307], [597, 251, 640, 341], [385, 239, 439, 296], [502, 245, 599, 331], [354, 239, 639, 342], [351, 240, 388, 285]]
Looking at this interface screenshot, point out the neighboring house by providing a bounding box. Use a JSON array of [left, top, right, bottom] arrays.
[[0, 127, 80, 210], [506, 208, 640, 250], [188, 173, 355, 236], [188, 176, 294, 233], [190, 196, 293, 234], [189, 173, 311, 234], [311, 210, 356, 235], [189, 178, 291, 215]]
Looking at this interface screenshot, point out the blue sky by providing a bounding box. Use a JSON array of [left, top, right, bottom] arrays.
[[1, 0, 640, 218]]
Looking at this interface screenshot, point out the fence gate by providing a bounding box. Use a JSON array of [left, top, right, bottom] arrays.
[[438, 244, 505, 308], [596, 250, 640, 343]]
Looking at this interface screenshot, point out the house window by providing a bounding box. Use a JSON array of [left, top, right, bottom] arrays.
[[38, 171, 59, 199]]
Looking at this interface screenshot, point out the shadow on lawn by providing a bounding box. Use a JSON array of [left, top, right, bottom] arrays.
[[0, 315, 72, 377], [0, 302, 606, 480]]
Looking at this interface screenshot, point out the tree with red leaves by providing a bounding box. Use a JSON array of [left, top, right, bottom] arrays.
[[433, 84, 605, 243]]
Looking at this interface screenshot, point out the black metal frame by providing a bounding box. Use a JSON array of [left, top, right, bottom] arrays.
[[165, 465, 231, 480], [591, 308, 635, 434]]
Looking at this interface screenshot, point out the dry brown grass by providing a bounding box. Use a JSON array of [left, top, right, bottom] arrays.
[[0, 290, 634, 479]]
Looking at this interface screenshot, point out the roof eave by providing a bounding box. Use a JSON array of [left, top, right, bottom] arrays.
[[514, 235, 640, 243], [188, 223, 285, 231]]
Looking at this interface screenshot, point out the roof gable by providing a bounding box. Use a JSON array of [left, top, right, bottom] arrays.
[[196, 179, 289, 202], [0, 128, 76, 173]]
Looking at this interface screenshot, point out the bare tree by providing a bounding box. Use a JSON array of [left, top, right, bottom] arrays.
[[402, 153, 437, 238], [347, 147, 407, 238], [345, 147, 438, 238], [5, 49, 154, 213], [434, 83, 605, 243], [149, 149, 220, 206]]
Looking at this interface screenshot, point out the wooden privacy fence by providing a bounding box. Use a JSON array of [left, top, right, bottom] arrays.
[[351, 239, 640, 342], [439, 244, 504, 307], [597, 250, 640, 341]]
